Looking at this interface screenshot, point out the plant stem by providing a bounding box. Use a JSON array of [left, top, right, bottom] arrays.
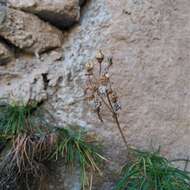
[[112, 113, 128, 148], [106, 93, 128, 149], [98, 95, 113, 113], [99, 62, 102, 76], [97, 109, 104, 122]]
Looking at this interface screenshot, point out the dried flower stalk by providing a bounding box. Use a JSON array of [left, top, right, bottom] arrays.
[[84, 50, 128, 148]]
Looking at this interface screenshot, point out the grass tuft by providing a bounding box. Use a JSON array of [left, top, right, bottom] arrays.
[[0, 101, 38, 136], [0, 133, 56, 189], [0, 100, 105, 190], [52, 126, 105, 190], [114, 149, 190, 190]]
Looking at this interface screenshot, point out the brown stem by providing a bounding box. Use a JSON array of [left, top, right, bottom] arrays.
[[98, 94, 113, 113], [99, 62, 102, 76], [87, 69, 129, 152], [106, 93, 128, 148], [113, 113, 128, 147], [97, 109, 104, 122]]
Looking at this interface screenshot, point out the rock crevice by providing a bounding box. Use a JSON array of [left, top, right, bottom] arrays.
[[0, 0, 87, 61], [7, 0, 84, 29]]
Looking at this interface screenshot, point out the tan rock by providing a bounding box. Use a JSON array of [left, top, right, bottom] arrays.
[[1, 0, 190, 189], [0, 8, 63, 56], [0, 42, 13, 64], [8, 0, 81, 28]]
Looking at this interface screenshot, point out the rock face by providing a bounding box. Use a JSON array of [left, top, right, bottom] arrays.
[[8, 0, 81, 28], [0, 8, 63, 55], [0, 42, 13, 64], [1, 0, 190, 189], [79, 0, 86, 6], [0, 4, 6, 24]]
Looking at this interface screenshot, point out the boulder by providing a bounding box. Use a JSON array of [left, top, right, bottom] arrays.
[[8, 0, 81, 28], [0, 41, 13, 64], [0, 8, 63, 56]]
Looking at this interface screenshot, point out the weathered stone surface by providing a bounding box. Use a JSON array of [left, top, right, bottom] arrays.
[[0, 55, 64, 103], [0, 8, 63, 55], [0, 4, 6, 24], [0, 42, 13, 64], [48, 0, 190, 188], [8, 0, 81, 28], [1, 0, 190, 189]]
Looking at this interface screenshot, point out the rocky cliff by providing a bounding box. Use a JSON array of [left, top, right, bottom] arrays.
[[1, 0, 190, 189]]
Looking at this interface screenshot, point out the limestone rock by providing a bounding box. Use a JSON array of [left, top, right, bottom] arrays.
[[0, 3, 6, 24], [0, 8, 63, 55], [1, 0, 190, 189], [8, 0, 81, 28], [0, 42, 13, 64]]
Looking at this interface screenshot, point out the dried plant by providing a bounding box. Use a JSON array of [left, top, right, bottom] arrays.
[[84, 50, 128, 148], [51, 126, 106, 190], [0, 133, 56, 190], [0, 100, 56, 190], [0, 100, 104, 190]]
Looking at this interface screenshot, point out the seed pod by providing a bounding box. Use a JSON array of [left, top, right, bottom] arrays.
[[85, 87, 95, 101], [113, 102, 121, 112], [107, 87, 113, 95], [85, 61, 94, 73], [86, 94, 95, 101], [99, 75, 109, 86], [96, 50, 104, 63], [104, 73, 110, 79], [98, 85, 108, 96], [110, 92, 118, 103], [90, 98, 102, 111]]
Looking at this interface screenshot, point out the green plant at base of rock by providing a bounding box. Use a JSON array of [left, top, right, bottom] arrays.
[[0, 100, 40, 136], [0, 101, 48, 138], [114, 149, 190, 190], [0, 100, 105, 190], [52, 126, 105, 190]]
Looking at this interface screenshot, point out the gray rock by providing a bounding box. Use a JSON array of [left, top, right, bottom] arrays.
[[0, 8, 63, 55], [0, 5, 6, 24], [0, 41, 13, 64], [8, 0, 82, 28], [1, 0, 190, 189]]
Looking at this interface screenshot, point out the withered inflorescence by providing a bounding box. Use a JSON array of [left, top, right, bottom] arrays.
[[84, 50, 128, 147]]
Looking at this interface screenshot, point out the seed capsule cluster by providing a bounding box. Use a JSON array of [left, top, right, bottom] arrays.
[[84, 50, 121, 122]]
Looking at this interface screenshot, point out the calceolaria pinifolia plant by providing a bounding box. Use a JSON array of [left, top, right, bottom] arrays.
[[84, 50, 128, 147], [0, 100, 104, 190]]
